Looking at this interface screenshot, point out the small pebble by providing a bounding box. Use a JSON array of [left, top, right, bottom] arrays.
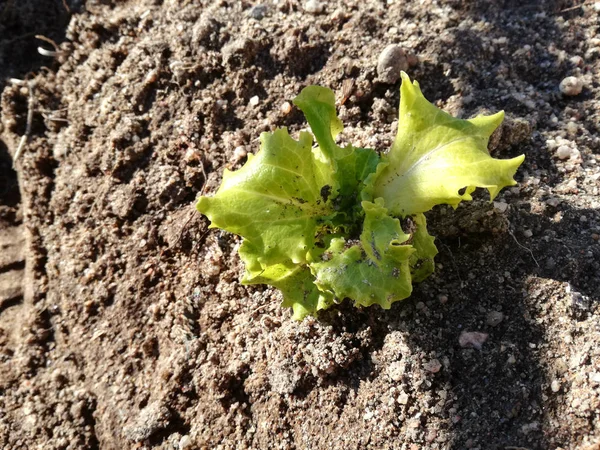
[[493, 201, 508, 213], [424, 358, 442, 373], [486, 311, 504, 327], [249, 4, 267, 20], [397, 392, 409, 405], [179, 435, 192, 449], [377, 44, 409, 84], [559, 76, 583, 96], [556, 145, 573, 160], [521, 422, 539, 435], [523, 229, 533, 238], [387, 361, 405, 381], [426, 429, 438, 443], [233, 146, 247, 161], [249, 95, 260, 106], [569, 55, 583, 67], [459, 331, 489, 350], [303, 0, 324, 14], [507, 354, 516, 364], [566, 121, 578, 135], [280, 101, 292, 115], [550, 379, 561, 393]]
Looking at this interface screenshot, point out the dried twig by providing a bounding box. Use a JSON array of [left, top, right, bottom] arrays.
[[12, 79, 36, 167], [438, 240, 464, 287], [35, 35, 62, 58], [555, 1, 587, 14], [507, 223, 539, 267]]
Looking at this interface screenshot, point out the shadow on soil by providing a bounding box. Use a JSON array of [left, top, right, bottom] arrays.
[[311, 1, 593, 448], [0, 0, 72, 94]]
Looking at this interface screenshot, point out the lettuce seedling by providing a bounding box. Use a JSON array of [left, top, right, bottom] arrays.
[[197, 73, 524, 320]]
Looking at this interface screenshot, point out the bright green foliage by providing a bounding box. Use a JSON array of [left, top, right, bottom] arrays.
[[311, 199, 414, 310], [371, 73, 525, 216], [197, 72, 524, 319]]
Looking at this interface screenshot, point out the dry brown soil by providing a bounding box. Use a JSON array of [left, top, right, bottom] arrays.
[[0, 0, 599, 449]]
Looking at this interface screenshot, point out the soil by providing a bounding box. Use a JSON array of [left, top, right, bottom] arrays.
[[0, 0, 599, 449]]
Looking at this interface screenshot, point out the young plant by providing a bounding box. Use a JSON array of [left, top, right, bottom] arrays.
[[197, 73, 524, 320]]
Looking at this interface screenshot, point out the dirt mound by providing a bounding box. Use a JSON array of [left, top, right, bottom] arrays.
[[0, 0, 598, 449]]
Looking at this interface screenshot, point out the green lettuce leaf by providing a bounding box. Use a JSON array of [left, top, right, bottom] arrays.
[[408, 213, 438, 282], [293, 86, 380, 216], [196, 128, 334, 269], [311, 199, 414, 309], [239, 245, 333, 320], [196, 76, 524, 320], [371, 72, 525, 216]]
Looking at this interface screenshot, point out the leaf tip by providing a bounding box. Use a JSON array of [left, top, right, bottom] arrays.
[[470, 110, 505, 138], [196, 195, 209, 213]]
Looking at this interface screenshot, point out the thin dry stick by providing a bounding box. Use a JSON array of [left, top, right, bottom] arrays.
[[35, 35, 61, 58], [507, 225, 539, 267], [438, 240, 464, 287], [13, 80, 36, 167], [556, 1, 587, 14], [35, 35, 59, 52], [62, 0, 71, 13]]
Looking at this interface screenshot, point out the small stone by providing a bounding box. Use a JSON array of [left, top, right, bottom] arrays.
[[550, 379, 561, 393], [424, 358, 442, 373], [280, 101, 292, 115], [568, 284, 590, 313], [459, 331, 488, 350], [426, 429, 438, 443], [249, 95, 260, 106], [486, 311, 504, 327], [387, 360, 405, 381], [507, 354, 516, 364], [569, 55, 584, 66], [377, 44, 409, 84], [590, 372, 600, 384], [249, 4, 267, 20], [303, 0, 324, 14], [363, 410, 374, 420], [439, 294, 448, 304], [179, 435, 192, 449], [566, 121, 578, 135], [493, 201, 508, 213], [124, 402, 172, 442], [556, 145, 573, 160], [233, 146, 247, 161], [397, 392, 409, 405], [523, 229, 533, 238], [559, 76, 583, 96], [521, 422, 539, 434]]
